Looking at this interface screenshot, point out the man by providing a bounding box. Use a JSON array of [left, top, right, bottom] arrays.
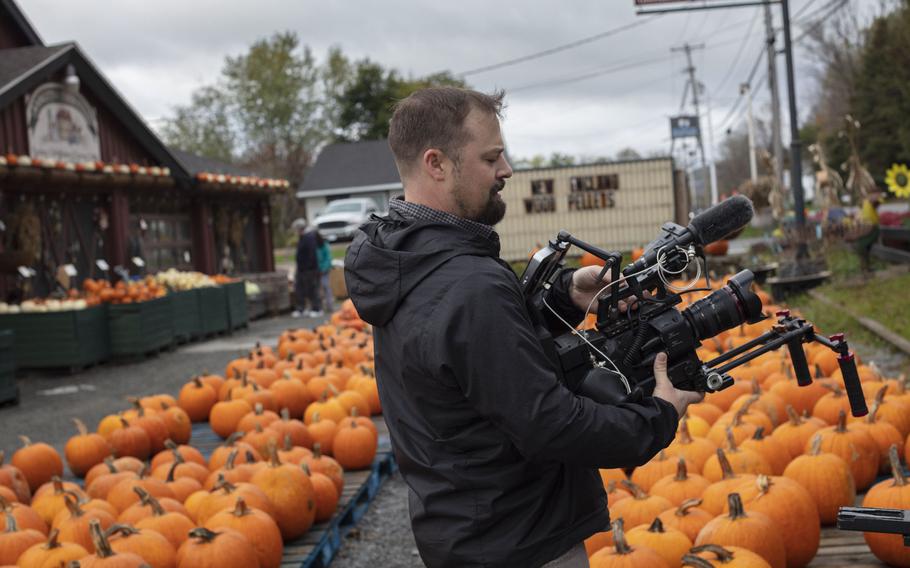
[[292, 218, 322, 318], [855, 191, 883, 276], [344, 87, 702, 568], [316, 232, 336, 313]]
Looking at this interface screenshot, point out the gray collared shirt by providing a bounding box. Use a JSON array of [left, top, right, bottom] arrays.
[[388, 197, 498, 242]]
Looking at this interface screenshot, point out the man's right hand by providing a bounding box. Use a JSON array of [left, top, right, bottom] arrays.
[[651, 352, 704, 417]]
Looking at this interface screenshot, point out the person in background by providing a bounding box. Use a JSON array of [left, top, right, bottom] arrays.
[[316, 232, 335, 314], [291, 218, 322, 318], [855, 191, 883, 276]]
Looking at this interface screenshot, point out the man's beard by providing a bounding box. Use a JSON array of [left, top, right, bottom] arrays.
[[459, 180, 506, 226]]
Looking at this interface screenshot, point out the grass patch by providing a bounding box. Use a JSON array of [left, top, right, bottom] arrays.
[[787, 291, 892, 350]]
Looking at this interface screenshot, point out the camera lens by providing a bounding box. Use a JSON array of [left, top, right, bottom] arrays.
[[683, 270, 764, 340]]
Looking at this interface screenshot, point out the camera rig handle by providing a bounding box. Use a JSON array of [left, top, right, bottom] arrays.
[[703, 310, 868, 417], [837, 507, 910, 547]]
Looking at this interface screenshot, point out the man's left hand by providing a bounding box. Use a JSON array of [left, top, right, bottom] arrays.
[[569, 265, 636, 315]]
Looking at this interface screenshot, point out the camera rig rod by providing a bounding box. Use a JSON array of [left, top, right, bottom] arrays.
[[837, 507, 910, 547], [703, 310, 868, 417]]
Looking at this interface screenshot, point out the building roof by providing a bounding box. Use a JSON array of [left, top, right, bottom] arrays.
[[0, 43, 71, 99], [298, 139, 401, 196], [1, 0, 43, 47]]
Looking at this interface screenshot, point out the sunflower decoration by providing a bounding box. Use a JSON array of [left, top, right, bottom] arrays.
[[885, 163, 910, 198]]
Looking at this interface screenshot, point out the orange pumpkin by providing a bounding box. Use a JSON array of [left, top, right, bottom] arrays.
[[204, 497, 283, 568], [249, 445, 316, 540], [783, 434, 856, 525], [694, 493, 786, 568], [588, 519, 667, 568], [14, 528, 88, 567], [11, 437, 63, 493], [657, 498, 713, 543], [176, 527, 260, 568], [0, 512, 45, 565], [64, 419, 112, 478], [626, 517, 692, 567], [860, 445, 910, 567]]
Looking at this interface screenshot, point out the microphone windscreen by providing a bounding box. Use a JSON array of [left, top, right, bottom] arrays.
[[688, 195, 754, 245]]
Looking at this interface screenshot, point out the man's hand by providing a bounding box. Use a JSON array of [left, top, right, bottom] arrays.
[[569, 265, 636, 314], [651, 352, 704, 417]]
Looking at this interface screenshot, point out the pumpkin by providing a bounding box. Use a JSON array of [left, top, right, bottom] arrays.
[[51, 497, 117, 530], [195, 478, 275, 525], [127, 406, 170, 455], [118, 486, 189, 525], [782, 434, 855, 525], [865, 385, 910, 438], [207, 433, 261, 472], [687, 402, 723, 426], [300, 445, 344, 496], [731, 475, 820, 568], [158, 405, 192, 446], [65, 419, 112, 478], [683, 544, 772, 568], [236, 404, 280, 434], [0, 495, 46, 535], [301, 464, 339, 523], [107, 419, 151, 461], [178, 377, 218, 422], [650, 458, 711, 507], [31, 478, 86, 527], [850, 401, 904, 473], [588, 519, 668, 568], [151, 453, 208, 486], [699, 449, 755, 516], [209, 396, 253, 439], [332, 420, 377, 470], [768, 406, 825, 460], [626, 517, 692, 567], [77, 519, 149, 568], [250, 444, 316, 540], [14, 528, 88, 567], [306, 415, 338, 455], [150, 441, 206, 472], [277, 436, 313, 466], [0, 451, 31, 504], [0, 513, 45, 565], [768, 376, 829, 416], [702, 429, 772, 482], [657, 498, 713, 543], [134, 492, 194, 550], [175, 527, 260, 568], [610, 481, 673, 530], [695, 493, 785, 568], [11, 437, 63, 493], [84, 458, 144, 489], [729, 381, 787, 426], [809, 410, 878, 490], [811, 383, 853, 425], [106, 524, 177, 568], [860, 445, 910, 567], [106, 475, 175, 514], [204, 497, 282, 568], [54, 495, 116, 553], [738, 427, 789, 476], [268, 376, 310, 419]]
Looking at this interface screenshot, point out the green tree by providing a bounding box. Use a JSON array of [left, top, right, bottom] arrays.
[[159, 86, 235, 163]]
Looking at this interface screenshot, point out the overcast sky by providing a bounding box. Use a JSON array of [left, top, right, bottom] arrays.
[[16, 0, 881, 165]]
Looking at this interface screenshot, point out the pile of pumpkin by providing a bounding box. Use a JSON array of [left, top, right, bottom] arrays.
[[585, 281, 910, 567], [81, 277, 167, 306], [0, 308, 384, 567]]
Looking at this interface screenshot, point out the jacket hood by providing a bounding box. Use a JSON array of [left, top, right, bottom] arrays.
[[344, 209, 499, 326]]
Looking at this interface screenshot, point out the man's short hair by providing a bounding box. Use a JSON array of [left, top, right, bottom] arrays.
[[388, 87, 505, 175]]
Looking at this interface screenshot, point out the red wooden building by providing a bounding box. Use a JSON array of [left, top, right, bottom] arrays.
[[0, 0, 285, 299]]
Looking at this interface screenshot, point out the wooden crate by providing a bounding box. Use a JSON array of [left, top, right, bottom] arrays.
[[223, 281, 249, 331], [0, 305, 110, 370], [0, 329, 16, 404], [169, 289, 202, 343], [108, 296, 174, 358]]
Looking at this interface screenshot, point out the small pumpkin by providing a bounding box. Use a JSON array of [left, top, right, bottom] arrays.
[[626, 517, 693, 568], [694, 493, 786, 568], [809, 410, 878, 490], [249, 443, 316, 540], [699, 449, 754, 516], [783, 433, 856, 525], [588, 518, 668, 568], [106, 524, 177, 568], [301, 464, 340, 523], [178, 377, 218, 422], [64, 419, 112, 478], [860, 445, 910, 567], [683, 544, 772, 568], [650, 457, 711, 507], [0, 512, 45, 565], [768, 406, 825, 460], [11, 437, 63, 493], [332, 420, 377, 470], [14, 528, 88, 567], [609, 481, 673, 530], [132, 488, 194, 550], [77, 519, 149, 568], [175, 527, 260, 568], [0, 451, 31, 504], [657, 498, 713, 543], [204, 497, 282, 568]]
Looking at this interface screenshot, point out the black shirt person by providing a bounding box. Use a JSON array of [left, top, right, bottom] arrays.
[[344, 87, 702, 568]]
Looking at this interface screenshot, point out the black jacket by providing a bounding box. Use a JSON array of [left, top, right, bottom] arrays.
[[296, 230, 319, 272], [344, 209, 679, 568]]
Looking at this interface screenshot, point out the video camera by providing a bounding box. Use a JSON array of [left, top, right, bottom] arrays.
[[519, 195, 869, 418]]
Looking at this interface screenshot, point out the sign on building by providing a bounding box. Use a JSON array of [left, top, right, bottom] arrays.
[[26, 82, 101, 163], [670, 116, 700, 139]]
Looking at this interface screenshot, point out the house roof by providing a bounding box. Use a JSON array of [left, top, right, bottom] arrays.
[[1, 0, 43, 47], [298, 139, 401, 195], [0, 42, 190, 179]]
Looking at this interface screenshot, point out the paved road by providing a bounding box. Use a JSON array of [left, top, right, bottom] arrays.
[[0, 313, 318, 456]]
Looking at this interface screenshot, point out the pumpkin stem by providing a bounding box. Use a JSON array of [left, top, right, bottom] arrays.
[[254, 403, 264, 416], [676, 498, 703, 516], [224, 431, 243, 447], [118, 417, 131, 429], [166, 459, 180, 483], [724, 427, 739, 451], [674, 457, 689, 481], [690, 544, 736, 562], [678, 417, 693, 444], [164, 439, 179, 452], [680, 555, 715, 568], [4, 512, 17, 532], [647, 517, 666, 533], [716, 449, 736, 480], [73, 418, 89, 436], [267, 440, 281, 467], [225, 449, 240, 470], [0, 450, 4, 466], [0, 494, 11, 512], [726, 493, 747, 520], [313, 443, 323, 459], [45, 528, 62, 549], [889, 445, 906, 487], [620, 479, 647, 500], [835, 410, 848, 433], [104, 524, 140, 539], [756, 474, 772, 495], [88, 519, 115, 558], [752, 426, 765, 440], [188, 527, 221, 543], [280, 408, 290, 422], [866, 401, 881, 424], [102, 456, 117, 473], [213, 475, 238, 494], [193, 377, 204, 388], [18, 435, 32, 447], [785, 405, 801, 425], [610, 518, 632, 554], [874, 385, 889, 405], [63, 494, 85, 518], [350, 407, 360, 418], [232, 497, 252, 517], [283, 435, 293, 452], [52, 476, 65, 494], [809, 433, 824, 456]]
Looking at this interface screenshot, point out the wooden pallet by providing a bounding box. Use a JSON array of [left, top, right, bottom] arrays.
[[809, 527, 886, 567]]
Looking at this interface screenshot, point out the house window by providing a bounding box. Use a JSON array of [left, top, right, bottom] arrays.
[[525, 178, 555, 214], [129, 213, 193, 273]]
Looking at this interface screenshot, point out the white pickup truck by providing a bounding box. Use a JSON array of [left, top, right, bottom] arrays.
[[313, 198, 383, 242]]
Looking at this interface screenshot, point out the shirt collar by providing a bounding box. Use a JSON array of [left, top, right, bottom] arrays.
[[389, 197, 497, 241]]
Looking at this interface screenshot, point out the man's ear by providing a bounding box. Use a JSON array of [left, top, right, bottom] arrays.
[[422, 149, 448, 182]]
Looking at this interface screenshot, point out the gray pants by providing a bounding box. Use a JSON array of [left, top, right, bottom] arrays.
[[540, 543, 589, 568]]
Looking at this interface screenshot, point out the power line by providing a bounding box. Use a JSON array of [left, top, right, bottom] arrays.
[[456, 16, 664, 77], [711, 8, 762, 96]]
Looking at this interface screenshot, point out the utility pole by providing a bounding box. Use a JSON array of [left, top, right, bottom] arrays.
[[780, 0, 807, 257], [672, 42, 709, 209], [764, 1, 785, 193], [704, 91, 719, 205], [741, 82, 758, 183]]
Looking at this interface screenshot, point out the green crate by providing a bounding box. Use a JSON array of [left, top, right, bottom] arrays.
[[170, 289, 202, 342], [198, 286, 228, 335], [107, 295, 174, 358], [0, 306, 110, 369], [223, 281, 248, 331], [0, 329, 16, 404]]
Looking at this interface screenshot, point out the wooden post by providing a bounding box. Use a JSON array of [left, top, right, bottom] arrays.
[[106, 190, 129, 268], [255, 198, 275, 273], [191, 199, 216, 274]]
